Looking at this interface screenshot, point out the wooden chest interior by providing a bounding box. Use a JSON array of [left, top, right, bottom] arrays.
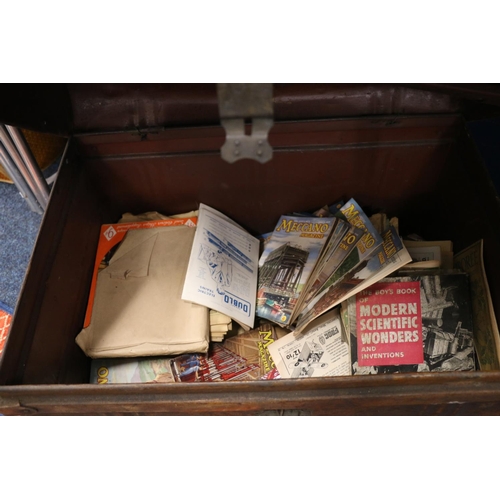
[[2, 84, 500, 415]]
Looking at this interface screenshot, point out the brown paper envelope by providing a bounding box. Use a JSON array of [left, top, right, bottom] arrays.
[[106, 230, 158, 279], [76, 225, 209, 358]]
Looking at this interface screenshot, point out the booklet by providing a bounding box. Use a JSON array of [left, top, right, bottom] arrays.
[[182, 204, 260, 329], [256, 214, 337, 327], [267, 308, 351, 379], [294, 223, 412, 333]]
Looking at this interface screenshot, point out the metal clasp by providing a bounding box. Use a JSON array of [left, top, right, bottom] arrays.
[[217, 83, 274, 164]]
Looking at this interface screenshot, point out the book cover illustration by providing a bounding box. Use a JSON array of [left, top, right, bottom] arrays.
[[182, 204, 260, 329], [267, 308, 351, 379], [311, 224, 412, 314], [315, 198, 384, 296], [300, 218, 354, 305], [353, 225, 406, 279], [348, 273, 476, 374], [256, 215, 335, 326], [222, 323, 290, 378], [170, 344, 260, 382], [300, 222, 363, 309]]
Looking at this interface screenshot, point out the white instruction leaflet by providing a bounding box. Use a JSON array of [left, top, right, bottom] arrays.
[[268, 308, 351, 378], [182, 204, 260, 329]]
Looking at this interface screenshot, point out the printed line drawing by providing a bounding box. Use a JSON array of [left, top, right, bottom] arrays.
[[198, 244, 233, 294]]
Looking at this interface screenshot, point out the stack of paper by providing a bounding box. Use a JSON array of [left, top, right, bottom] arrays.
[[210, 310, 233, 342]]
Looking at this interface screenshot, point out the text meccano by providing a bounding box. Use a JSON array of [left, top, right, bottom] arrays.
[[256, 214, 336, 327]]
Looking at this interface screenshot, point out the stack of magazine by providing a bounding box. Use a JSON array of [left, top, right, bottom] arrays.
[[256, 199, 412, 333], [178, 200, 411, 335], [83, 200, 497, 383]]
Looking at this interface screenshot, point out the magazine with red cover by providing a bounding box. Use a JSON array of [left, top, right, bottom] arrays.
[[347, 272, 476, 374], [354, 281, 423, 367]]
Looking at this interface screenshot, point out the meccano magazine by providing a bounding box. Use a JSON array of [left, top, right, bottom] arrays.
[[256, 215, 336, 327]]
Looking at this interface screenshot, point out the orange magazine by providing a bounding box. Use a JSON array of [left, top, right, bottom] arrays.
[[0, 308, 12, 356], [83, 217, 198, 328]]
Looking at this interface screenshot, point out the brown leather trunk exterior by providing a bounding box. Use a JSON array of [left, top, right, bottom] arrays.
[[0, 83, 463, 134]]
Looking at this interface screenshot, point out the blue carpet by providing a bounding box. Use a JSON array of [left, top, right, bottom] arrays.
[[0, 159, 60, 311], [0, 300, 13, 315]]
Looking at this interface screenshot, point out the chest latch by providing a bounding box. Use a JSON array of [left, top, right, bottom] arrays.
[[217, 83, 274, 164]]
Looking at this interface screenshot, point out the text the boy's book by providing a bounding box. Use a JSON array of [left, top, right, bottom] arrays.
[[256, 214, 336, 327], [182, 204, 260, 330], [347, 272, 476, 374]]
